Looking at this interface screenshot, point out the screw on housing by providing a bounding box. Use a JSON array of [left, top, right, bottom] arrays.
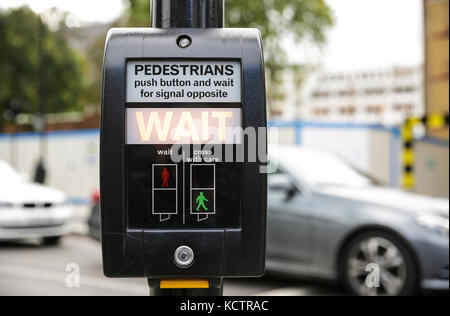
[[177, 35, 192, 48]]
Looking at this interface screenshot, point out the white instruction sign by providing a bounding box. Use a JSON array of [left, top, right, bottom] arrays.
[[127, 61, 241, 103]]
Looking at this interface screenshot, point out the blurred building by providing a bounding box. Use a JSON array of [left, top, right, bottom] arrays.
[[300, 67, 424, 126], [267, 69, 306, 120], [424, 0, 449, 140], [414, 0, 449, 198]]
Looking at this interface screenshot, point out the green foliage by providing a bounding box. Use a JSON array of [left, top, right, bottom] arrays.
[[127, 0, 152, 27], [225, 0, 333, 74], [0, 7, 85, 128], [83, 34, 107, 108]]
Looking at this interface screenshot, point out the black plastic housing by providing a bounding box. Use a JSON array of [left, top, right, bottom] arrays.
[[101, 28, 267, 279]]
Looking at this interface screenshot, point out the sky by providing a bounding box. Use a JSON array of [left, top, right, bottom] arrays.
[[0, 0, 424, 71], [0, 0, 125, 23], [319, 0, 424, 71]]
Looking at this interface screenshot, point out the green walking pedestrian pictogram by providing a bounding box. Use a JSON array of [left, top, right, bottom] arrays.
[[195, 192, 209, 212]]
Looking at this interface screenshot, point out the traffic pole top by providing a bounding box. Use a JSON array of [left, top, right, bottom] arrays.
[[151, 0, 224, 28]]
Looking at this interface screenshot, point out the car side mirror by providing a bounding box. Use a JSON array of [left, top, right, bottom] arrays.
[[268, 174, 300, 201]]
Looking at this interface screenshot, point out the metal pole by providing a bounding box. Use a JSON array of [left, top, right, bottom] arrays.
[[148, 0, 225, 296], [151, 0, 224, 28], [36, 16, 47, 184], [9, 119, 17, 169]]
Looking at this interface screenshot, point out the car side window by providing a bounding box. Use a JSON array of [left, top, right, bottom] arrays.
[[268, 168, 303, 197]]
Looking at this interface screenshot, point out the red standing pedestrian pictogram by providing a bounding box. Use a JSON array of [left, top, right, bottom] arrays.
[[161, 168, 170, 188]]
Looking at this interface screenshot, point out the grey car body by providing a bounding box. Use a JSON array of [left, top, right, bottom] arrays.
[[266, 146, 449, 293]]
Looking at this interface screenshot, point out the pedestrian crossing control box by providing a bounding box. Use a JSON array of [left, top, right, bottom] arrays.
[[101, 28, 267, 281]]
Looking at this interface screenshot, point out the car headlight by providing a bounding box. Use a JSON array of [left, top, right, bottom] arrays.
[[0, 202, 14, 209], [416, 214, 449, 235]]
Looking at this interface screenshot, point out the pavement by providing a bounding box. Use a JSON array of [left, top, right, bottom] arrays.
[[0, 235, 344, 296]]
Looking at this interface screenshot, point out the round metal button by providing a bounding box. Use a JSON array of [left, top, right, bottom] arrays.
[[174, 246, 194, 268]]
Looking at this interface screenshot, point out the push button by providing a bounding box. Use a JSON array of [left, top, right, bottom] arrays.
[[174, 246, 194, 268]]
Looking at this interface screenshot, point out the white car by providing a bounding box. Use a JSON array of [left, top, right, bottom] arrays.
[[0, 161, 72, 245]]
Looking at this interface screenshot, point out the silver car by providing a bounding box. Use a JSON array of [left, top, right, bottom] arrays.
[[267, 146, 449, 296]]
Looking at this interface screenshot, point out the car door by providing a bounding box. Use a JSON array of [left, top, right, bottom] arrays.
[[267, 171, 314, 265]]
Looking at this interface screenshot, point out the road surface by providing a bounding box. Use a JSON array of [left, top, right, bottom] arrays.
[[0, 235, 343, 296]]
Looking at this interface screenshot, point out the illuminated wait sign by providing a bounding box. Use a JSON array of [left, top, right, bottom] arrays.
[[126, 108, 242, 145]]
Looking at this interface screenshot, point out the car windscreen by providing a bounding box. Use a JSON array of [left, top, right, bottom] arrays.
[[272, 148, 374, 188]]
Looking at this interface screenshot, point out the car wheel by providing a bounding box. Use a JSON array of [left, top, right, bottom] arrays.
[[340, 231, 418, 296], [42, 236, 62, 246]]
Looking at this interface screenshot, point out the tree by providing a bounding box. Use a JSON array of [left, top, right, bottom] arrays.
[[0, 7, 86, 129], [82, 33, 107, 110], [124, 0, 334, 116]]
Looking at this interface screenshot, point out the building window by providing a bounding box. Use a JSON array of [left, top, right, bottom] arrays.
[[348, 106, 357, 115], [313, 107, 330, 116], [339, 90, 356, 97], [375, 105, 384, 114], [394, 86, 416, 93], [404, 104, 415, 114], [394, 103, 416, 113], [366, 105, 384, 114], [365, 88, 385, 95], [394, 104, 404, 112], [339, 106, 357, 116], [312, 91, 330, 98]]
